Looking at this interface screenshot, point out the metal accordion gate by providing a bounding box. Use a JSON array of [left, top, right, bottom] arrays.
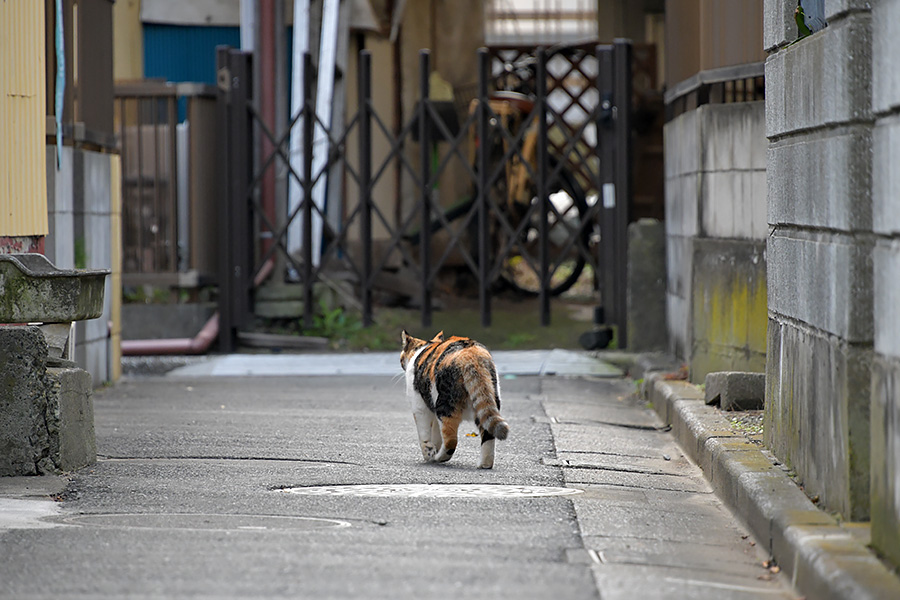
[[216, 41, 633, 352]]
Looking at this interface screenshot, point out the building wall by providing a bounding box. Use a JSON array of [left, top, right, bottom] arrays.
[[870, 0, 900, 568], [763, 0, 874, 524], [664, 101, 767, 381], [0, 0, 48, 238]]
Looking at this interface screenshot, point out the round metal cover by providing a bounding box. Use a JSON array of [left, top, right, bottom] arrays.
[[281, 484, 583, 498], [62, 513, 351, 532]]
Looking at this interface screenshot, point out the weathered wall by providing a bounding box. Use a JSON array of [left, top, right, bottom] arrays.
[[0, 327, 96, 476], [664, 101, 768, 382], [46, 147, 120, 385], [763, 0, 874, 523], [870, 0, 900, 567]]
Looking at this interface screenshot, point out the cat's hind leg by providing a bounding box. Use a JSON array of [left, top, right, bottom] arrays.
[[412, 406, 439, 462], [434, 413, 462, 463], [478, 430, 496, 469]]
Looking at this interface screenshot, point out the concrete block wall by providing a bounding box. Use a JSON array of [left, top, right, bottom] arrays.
[[870, 0, 900, 568], [664, 101, 768, 382], [764, 0, 875, 523], [45, 146, 118, 386]]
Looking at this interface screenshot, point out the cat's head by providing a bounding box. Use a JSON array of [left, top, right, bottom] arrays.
[[400, 330, 444, 370]]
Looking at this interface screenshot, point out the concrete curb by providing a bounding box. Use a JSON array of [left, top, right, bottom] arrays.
[[636, 369, 900, 600]]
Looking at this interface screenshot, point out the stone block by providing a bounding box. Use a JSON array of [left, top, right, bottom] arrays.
[[825, 0, 875, 21], [701, 170, 767, 240], [766, 12, 872, 139], [626, 219, 666, 353], [47, 367, 96, 471], [765, 319, 871, 521], [665, 234, 693, 300], [873, 0, 900, 114], [704, 371, 765, 411], [700, 102, 767, 172], [763, 0, 795, 52], [874, 239, 900, 359], [0, 328, 53, 476], [82, 151, 112, 215], [767, 231, 873, 342], [870, 355, 900, 568], [666, 293, 690, 361], [690, 238, 767, 383], [664, 174, 699, 237], [873, 114, 900, 236], [768, 126, 873, 232], [0, 327, 97, 476], [663, 109, 700, 178]]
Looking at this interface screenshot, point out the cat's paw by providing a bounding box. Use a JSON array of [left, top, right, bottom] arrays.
[[434, 446, 455, 463], [420, 442, 437, 461]]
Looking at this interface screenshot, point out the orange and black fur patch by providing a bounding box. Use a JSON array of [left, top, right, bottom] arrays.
[[401, 330, 509, 469]]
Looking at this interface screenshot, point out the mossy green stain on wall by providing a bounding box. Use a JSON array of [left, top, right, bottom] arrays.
[[690, 238, 767, 383]]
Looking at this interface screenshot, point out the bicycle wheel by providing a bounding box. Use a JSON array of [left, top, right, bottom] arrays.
[[496, 164, 591, 296]]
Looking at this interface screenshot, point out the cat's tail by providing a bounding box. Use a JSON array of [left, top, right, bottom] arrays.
[[463, 362, 509, 440]]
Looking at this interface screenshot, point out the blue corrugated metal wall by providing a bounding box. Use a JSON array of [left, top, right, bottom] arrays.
[[144, 23, 241, 85]]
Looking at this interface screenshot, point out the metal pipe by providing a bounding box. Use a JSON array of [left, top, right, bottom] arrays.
[[121, 313, 219, 356]]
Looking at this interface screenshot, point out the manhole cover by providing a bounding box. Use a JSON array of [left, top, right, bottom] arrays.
[[61, 513, 350, 532], [280, 484, 582, 498]]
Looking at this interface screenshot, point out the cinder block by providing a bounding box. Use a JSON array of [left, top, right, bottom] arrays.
[[874, 239, 900, 359], [704, 371, 766, 411], [665, 234, 693, 300], [667, 293, 690, 361], [768, 231, 873, 342], [766, 12, 873, 139], [765, 319, 872, 521], [665, 174, 699, 237], [690, 238, 767, 381], [701, 170, 767, 240], [826, 0, 875, 21], [47, 366, 96, 471], [664, 109, 700, 178], [870, 355, 900, 567], [768, 126, 873, 231], [700, 102, 767, 172], [763, 0, 795, 52], [82, 151, 112, 215], [873, 114, 900, 236], [873, 0, 900, 114]]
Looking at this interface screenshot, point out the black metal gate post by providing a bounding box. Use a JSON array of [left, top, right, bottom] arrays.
[[596, 41, 633, 349], [477, 48, 491, 327], [535, 47, 551, 326], [217, 48, 254, 353], [418, 50, 433, 328], [359, 50, 374, 327], [612, 40, 632, 348]]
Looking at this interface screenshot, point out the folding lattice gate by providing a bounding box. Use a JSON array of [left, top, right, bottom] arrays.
[[216, 42, 632, 351]]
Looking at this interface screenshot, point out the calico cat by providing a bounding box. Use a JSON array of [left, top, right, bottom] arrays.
[[400, 330, 509, 469]]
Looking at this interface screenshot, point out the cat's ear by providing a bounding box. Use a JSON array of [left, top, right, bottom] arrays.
[[432, 331, 444, 342], [401, 329, 409, 345]]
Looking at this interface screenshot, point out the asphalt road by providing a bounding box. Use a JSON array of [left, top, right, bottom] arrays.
[[0, 358, 797, 599]]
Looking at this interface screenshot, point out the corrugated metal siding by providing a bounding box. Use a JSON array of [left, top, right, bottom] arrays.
[[144, 23, 240, 86], [0, 0, 49, 236]]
